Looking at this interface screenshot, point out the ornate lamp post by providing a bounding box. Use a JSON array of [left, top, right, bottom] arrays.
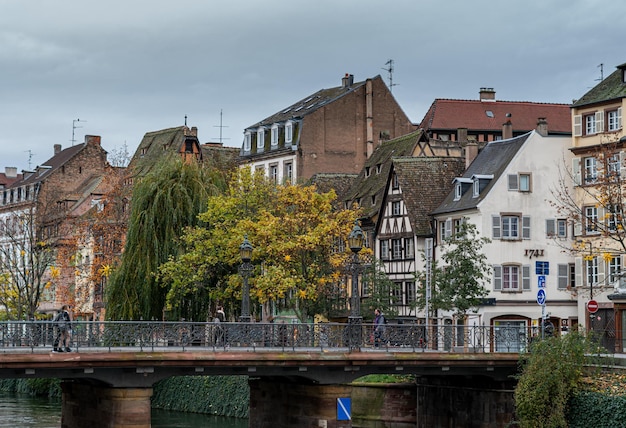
[[347, 221, 364, 350], [239, 235, 253, 323]]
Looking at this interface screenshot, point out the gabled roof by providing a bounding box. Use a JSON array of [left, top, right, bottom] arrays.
[[345, 129, 428, 220], [388, 156, 465, 237], [418, 98, 571, 135], [308, 173, 358, 204], [572, 63, 626, 108], [245, 75, 375, 130], [200, 143, 239, 171], [0, 171, 22, 189], [432, 132, 532, 215], [17, 144, 85, 186], [129, 126, 201, 174]]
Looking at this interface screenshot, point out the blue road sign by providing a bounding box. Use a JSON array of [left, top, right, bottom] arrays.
[[538, 275, 546, 288], [337, 397, 351, 421], [537, 289, 546, 305]]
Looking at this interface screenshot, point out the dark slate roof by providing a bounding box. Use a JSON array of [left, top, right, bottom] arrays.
[[390, 156, 466, 236], [308, 173, 358, 204], [572, 63, 626, 108], [200, 143, 240, 171], [344, 129, 428, 220], [432, 132, 532, 215], [245, 76, 376, 130], [418, 99, 571, 135]]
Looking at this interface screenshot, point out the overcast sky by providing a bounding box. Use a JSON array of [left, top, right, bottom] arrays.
[[1, 0, 624, 170]]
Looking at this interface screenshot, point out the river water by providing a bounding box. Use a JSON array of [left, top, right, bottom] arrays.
[[0, 392, 248, 427]]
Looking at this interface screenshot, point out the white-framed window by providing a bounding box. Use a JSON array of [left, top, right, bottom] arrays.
[[392, 201, 401, 216], [609, 255, 622, 284], [608, 153, 621, 177], [244, 132, 252, 151], [269, 164, 278, 183], [405, 281, 416, 304], [608, 108, 622, 131], [493, 265, 530, 292], [557, 263, 574, 289], [380, 240, 389, 259], [271, 125, 279, 147], [392, 173, 399, 190], [584, 157, 597, 183], [503, 265, 519, 291], [586, 256, 599, 287], [585, 113, 596, 135], [473, 179, 480, 197], [404, 237, 414, 259], [607, 204, 622, 231], [392, 282, 403, 305], [502, 216, 519, 239], [507, 173, 531, 192], [454, 183, 462, 201], [257, 127, 265, 150], [519, 174, 530, 191], [493, 215, 530, 240], [439, 221, 447, 242], [285, 121, 293, 144], [546, 219, 567, 238], [391, 239, 402, 259], [284, 162, 293, 183], [584, 206, 598, 233]]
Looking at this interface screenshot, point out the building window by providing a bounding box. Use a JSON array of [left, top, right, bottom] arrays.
[[493, 215, 530, 240], [391, 239, 402, 260], [406, 281, 416, 304], [404, 237, 414, 259], [392, 282, 403, 305], [609, 256, 622, 285], [380, 240, 389, 259], [392, 201, 401, 216], [244, 132, 252, 151], [502, 265, 520, 291], [608, 153, 621, 178], [392, 173, 399, 189], [271, 125, 279, 147], [607, 204, 622, 231], [546, 219, 567, 238], [557, 263, 574, 289], [365, 167, 371, 177], [502, 216, 519, 240], [586, 256, 598, 287], [584, 206, 598, 233], [607, 109, 622, 131], [257, 128, 265, 150], [376, 164, 382, 174], [585, 113, 596, 135], [519, 174, 530, 191], [284, 162, 293, 183], [473, 179, 480, 197], [584, 157, 597, 183], [285, 122, 293, 144], [269, 164, 278, 183]]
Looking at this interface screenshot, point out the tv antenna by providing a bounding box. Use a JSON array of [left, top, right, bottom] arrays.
[[382, 59, 398, 93], [596, 63, 604, 81], [213, 109, 229, 144], [24, 150, 34, 170], [72, 118, 85, 145]]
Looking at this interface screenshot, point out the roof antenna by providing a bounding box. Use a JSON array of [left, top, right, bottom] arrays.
[[382, 59, 398, 93], [596, 63, 604, 81], [72, 118, 85, 145], [24, 150, 34, 170], [213, 109, 230, 144]]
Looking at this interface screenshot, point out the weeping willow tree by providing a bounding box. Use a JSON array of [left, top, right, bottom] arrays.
[[106, 155, 227, 320]]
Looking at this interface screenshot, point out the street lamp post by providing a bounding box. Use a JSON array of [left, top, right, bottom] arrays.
[[347, 221, 364, 351], [239, 236, 253, 323]]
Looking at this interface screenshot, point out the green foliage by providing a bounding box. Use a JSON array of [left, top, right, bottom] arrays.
[[152, 375, 249, 418], [107, 155, 226, 320], [353, 374, 415, 384], [361, 259, 400, 320], [515, 330, 601, 428], [0, 378, 61, 398], [158, 167, 360, 322], [568, 392, 626, 428], [415, 221, 491, 316]]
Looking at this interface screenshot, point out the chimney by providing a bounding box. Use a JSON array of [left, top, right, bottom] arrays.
[[502, 119, 513, 140], [479, 87, 496, 102], [465, 141, 479, 168], [457, 128, 468, 143], [536, 117, 548, 137], [54, 144, 62, 155], [342, 73, 354, 88], [84, 135, 101, 146], [5, 167, 17, 178]]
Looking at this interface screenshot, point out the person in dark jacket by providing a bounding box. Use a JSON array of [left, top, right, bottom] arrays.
[[53, 305, 72, 352]]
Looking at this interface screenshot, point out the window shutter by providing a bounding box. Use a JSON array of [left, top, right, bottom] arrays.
[[493, 265, 502, 290], [572, 158, 581, 185], [492, 215, 501, 239], [598, 256, 605, 287], [558, 264, 569, 289], [618, 107, 623, 130], [573, 114, 582, 136], [522, 216, 531, 239], [573, 218, 583, 237], [596, 111, 605, 133], [575, 257, 583, 287], [546, 219, 556, 237], [522, 265, 531, 290], [508, 174, 518, 191], [445, 218, 452, 238], [620, 151, 626, 178]]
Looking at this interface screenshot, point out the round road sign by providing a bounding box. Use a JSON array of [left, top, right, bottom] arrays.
[[587, 300, 599, 314]]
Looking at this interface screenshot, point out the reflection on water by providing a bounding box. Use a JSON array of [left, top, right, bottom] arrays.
[[0, 392, 248, 428]]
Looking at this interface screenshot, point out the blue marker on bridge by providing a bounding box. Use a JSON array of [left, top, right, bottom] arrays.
[[337, 397, 351, 421]]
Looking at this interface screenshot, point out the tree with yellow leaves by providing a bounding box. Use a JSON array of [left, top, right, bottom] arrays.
[[158, 167, 360, 322]]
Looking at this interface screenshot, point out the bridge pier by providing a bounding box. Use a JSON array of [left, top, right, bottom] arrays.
[[61, 382, 153, 428]]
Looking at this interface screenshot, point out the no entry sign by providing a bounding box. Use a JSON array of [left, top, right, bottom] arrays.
[[587, 300, 599, 314]]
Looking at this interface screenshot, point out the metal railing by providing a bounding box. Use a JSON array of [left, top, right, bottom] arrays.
[[0, 321, 544, 354]]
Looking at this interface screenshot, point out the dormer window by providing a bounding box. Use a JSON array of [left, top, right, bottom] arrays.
[[473, 179, 480, 197], [376, 164, 382, 174], [244, 132, 252, 151], [365, 167, 371, 177], [257, 128, 265, 150], [455, 183, 462, 201], [471, 174, 494, 197], [285, 121, 293, 144], [453, 178, 473, 201], [271, 124, 279, 147]]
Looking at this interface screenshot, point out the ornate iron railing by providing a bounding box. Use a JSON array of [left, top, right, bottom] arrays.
[[0, 321, 548, 354]]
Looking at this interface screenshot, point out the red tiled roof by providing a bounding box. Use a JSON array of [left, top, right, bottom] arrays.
[[418, 99, 571, 134]]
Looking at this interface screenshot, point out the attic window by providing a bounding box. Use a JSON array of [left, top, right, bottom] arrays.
[[371, 195, 376, 205], [454, 183, 462, 201], [365, 167, 371, 177], [244, 132, 252, 151], [376, 164, 382, 174], [486, 111, 494, 118], [271, 125, 279, 147], [285, 122, 293, 144]]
